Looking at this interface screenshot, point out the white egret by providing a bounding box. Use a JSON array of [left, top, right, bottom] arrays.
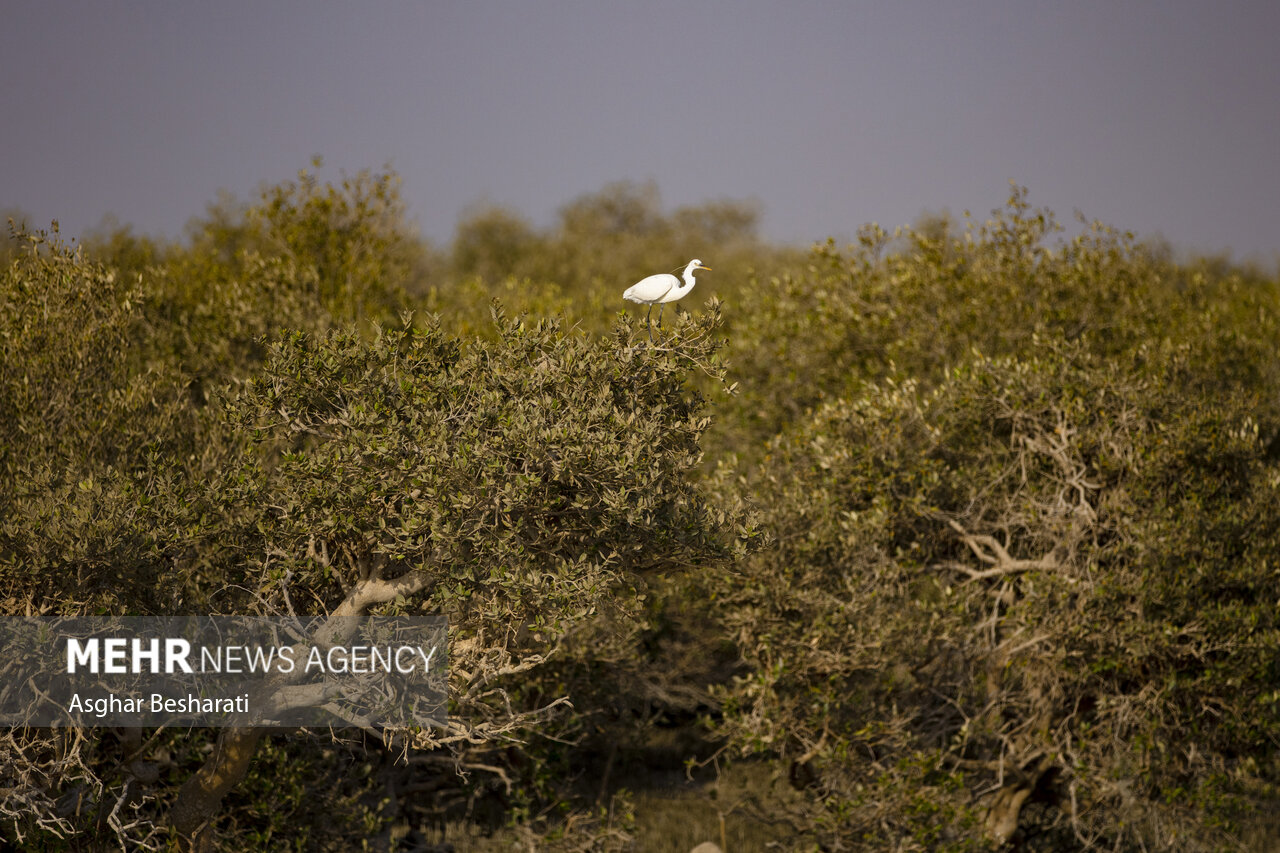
[[623, 259, 711, 339]]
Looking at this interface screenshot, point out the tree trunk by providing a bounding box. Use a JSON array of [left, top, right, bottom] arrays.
[[167, 571, 433, 848], [169, 728, 267, 850], [984, 783, 1033, 845]]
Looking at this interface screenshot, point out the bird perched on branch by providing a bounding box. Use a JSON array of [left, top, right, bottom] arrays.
[[624, 259, 711, 340]]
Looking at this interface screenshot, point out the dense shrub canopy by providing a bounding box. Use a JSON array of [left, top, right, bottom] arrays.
[[714, 186, 1280, 460], [206, 308, 744, 636], [714, 342, 1280, 848], [2, 173, 1278, 850], [708, 188, 1280, 850]]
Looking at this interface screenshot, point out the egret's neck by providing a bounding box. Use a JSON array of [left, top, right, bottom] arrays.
[[682, 265, 700, 288]]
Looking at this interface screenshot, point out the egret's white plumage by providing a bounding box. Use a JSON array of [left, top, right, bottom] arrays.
[[624, 259, 711, 338]]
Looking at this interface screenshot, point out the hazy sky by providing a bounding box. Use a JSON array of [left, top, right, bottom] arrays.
[[5, 1, 1279, 262]]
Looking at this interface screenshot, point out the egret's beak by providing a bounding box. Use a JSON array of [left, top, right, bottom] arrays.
[[699, 265, 712, 271]]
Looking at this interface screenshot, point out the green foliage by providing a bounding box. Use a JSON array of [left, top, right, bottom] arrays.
[[451, 203, 543, 286], [1, 226, 154, 469], [711, 190, 1280, 848], [0, 226, 191, 607], [136, 159, 430, 392], [249, 159, 427, 325], [5, 172, 1280, 850], [179, 308, 746, 848], [206, 308, 743, 612], [715, 184, 1279, 460], [717, 345, 1280, 846]]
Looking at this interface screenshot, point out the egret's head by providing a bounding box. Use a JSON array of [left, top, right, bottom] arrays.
[[689, 259, 712, 272]]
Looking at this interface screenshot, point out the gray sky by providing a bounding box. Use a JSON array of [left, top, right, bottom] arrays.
[[5, 1, 1279, 262]]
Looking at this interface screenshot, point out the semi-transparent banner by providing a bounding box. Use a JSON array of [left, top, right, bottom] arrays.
[[0, 613, 447, 728]]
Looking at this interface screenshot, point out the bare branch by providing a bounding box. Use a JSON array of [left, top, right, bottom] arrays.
[[933, 520, 1058, 581]]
